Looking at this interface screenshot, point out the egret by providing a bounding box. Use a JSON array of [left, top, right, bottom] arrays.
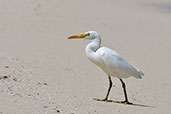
[[68, 31, 144, 104]]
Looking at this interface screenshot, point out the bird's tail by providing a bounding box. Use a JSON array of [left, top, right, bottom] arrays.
[[136, 68, 144, 79]]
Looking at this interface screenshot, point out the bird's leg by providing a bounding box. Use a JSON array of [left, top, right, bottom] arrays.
[[120, 79, 132, 104], [104, 76, 112, 100], [95, 76, 113, 102]]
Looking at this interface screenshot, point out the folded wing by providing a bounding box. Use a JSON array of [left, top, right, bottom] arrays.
[[98, 47, 144, 79]]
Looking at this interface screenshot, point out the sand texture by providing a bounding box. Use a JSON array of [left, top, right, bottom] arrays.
[[0, 0, 171, 114]]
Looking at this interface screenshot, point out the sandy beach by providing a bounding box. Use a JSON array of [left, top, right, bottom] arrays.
[[0, 0, 171, 113]]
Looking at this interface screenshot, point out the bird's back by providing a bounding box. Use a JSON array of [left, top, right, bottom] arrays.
[[95, 47, 144, 79]]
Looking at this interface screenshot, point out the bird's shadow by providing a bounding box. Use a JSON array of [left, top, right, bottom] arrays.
[[93, 98, 155, 108]]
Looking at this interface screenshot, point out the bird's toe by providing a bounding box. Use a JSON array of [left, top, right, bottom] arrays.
[[120, 101, 133, 104], [93, 98, 112, 102]]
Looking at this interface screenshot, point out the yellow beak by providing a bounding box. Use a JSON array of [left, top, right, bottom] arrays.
[[68, 33, 90, 39]]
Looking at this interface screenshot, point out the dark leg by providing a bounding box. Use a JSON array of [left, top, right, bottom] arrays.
[[94, 76, 112, 101], [104, 76, 112, 100], [120, 79, 132, 104]]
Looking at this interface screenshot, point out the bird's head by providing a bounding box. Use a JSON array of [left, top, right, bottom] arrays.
[[68, 31, 99, 40]]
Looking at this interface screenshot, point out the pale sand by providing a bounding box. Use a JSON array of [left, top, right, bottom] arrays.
[[0, 0, 171, 114]]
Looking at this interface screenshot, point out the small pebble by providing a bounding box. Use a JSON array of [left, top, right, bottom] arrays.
[[57, 110, 60, 113], [44, 83, 48, 85], [13, 78, 17, 81], [5, 66, 9, 68], [3, 76, 8, 78], [44, 106, 48, 108], [0, 76, 9, 79]]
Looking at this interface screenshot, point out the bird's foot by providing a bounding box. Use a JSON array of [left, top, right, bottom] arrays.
[[93, 98, 113, 102], [94, 98, 133, 104], [120, 100, 133, 104]]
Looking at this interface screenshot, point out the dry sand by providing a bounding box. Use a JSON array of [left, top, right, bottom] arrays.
[[0, 0, 171, 114]]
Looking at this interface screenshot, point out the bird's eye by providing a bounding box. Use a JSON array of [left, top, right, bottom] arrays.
[[86, 33, 90, 37]]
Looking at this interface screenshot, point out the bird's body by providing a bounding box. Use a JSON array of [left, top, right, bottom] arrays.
[[88, 46, 144, 79], [68, 31, 144, 104], [85, 32, 143, 79]]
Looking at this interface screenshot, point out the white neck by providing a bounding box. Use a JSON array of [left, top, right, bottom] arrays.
[[85, 36, 101, 59]]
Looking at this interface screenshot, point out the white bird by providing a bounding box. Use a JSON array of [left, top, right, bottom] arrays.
[[68, 31, 144, 104]]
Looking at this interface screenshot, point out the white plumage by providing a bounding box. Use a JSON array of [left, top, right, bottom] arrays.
[[68, 31, 144, 104]]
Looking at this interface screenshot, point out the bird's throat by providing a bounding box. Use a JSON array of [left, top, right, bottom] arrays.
[[87, 38, 101, 52], [85, 38, 101, 61]]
